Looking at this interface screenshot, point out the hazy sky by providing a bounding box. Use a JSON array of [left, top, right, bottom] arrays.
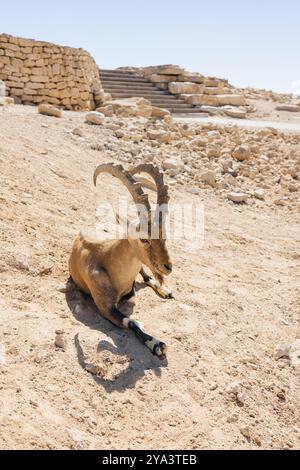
[[1, 0, 300, 93]]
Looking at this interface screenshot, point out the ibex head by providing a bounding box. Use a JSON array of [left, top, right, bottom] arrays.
[[93, 162, 172, 280]]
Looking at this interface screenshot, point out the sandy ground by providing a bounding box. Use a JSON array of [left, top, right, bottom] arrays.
[[0, 105, 299, 450], [249, 98, 300, 123], [175, 116, 300, 132]]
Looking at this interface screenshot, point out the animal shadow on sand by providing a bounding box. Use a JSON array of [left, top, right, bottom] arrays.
[[65, 280, 167, 393]]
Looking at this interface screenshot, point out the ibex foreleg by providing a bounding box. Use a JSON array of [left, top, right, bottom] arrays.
[[88, 269, 167, 359]]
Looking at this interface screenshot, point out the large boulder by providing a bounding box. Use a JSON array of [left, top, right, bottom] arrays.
[[143, 64, 185, 76], [182, 94, 219, 106], [177, 73, 204, 84], [150, 74, 176, 83], [169, 82, 204, 94], [217, 94, 247, 106], [183, 93, 246, 107], [106, 97, 152, 118], [85, 111, 105, 125], [275, 104, 300, 112], [223, 106, 247, 118], [0, 97, 14, 106], [38, 103, 62, 117], [151, 106, 171, 119]]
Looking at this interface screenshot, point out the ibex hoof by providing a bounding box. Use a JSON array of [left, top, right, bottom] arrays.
[[152, 341, 167, 359], [155, 284, 174, 300]]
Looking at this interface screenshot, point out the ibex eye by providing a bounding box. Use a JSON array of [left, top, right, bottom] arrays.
[[141, 239, 150, 244]]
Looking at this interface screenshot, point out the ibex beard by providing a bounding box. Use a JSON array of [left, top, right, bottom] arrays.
[[69, 163, 173, 359]]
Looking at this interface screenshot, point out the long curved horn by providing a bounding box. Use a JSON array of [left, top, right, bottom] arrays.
[[94, 162, 151, 211], [129, 163, 169, 206]]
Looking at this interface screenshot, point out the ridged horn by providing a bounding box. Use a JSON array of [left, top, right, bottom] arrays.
[[93, 162, 151, 214], [129, 163, 169, 207]]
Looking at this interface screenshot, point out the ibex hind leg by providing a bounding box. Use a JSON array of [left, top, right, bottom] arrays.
[[88, 270, 167, 359], [140, 268, 174, 300]]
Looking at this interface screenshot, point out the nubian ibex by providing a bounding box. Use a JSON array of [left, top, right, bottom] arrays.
[[69, 163, 173, 359]]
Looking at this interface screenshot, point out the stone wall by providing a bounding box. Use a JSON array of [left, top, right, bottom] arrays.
[[0, 34, 103, 110]]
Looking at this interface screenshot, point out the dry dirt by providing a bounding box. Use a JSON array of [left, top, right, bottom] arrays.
[[0, 105, 299, 450]]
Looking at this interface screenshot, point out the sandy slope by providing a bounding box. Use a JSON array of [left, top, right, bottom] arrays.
[[0, 105, 299, 450]]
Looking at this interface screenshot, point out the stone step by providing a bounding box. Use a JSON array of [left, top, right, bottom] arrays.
[[102, 82, 158, 90], [109, 91, 182, 99], [99, 68, 205, 114], [104, 86, 167, 95], [101, 76, 150, 84], [100, 72, 147, 81]]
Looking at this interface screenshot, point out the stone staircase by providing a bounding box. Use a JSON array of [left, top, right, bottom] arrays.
[[99, 69, 204, 115]]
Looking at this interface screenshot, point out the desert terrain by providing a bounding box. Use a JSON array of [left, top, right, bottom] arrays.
[[0, 103, 299, 450]]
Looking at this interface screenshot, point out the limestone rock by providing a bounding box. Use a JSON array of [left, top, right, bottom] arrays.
[[85, 111, 105, 125], [227, 192, 248, 203], [96, 104, 114, 117], [169, 82, 204, 95], [232, 144, 252, 161], [199, 170, 217, 188], [163, 158, 183, 170], [55, 332, 66, 350], [177, 73, 204, 84], [150, 74, 176, 83], [223, 107, 247, 119], [0, 97, 15, 106], [106, 97, 152, 118], [275, 104, 300, 112], [217, 94, 247, 106], [183, 94, 219, 106], [275, 343, 291, 360], [143, 64, 184, 76], [288, 339, 300, 368], [38, 104, 62, 118], [147, 129, 171, 143], [254, 188, 265, 200], [151, 106, 171, 119]]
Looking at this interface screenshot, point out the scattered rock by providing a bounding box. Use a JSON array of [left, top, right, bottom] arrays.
[[96, 105, 114, 117], [186, 188, 200, 195], [289, 339, 300, 368], [209, 383, 218, 391], [38, 104, 62, 118], [55, 332, 66, 350], [199, 170, 217, 188], [57, 282, 75, 293], [85, 363, 106, 377], [236, 392, 246, 406], [254, 188, 265, 200], [226, 382, 240, 394], [240, 426, 251, 439], [0, 97, 15, 106], [106, 97, 152, 118], [223, 107, 247, 119], [85, 111, 105, 125], [151, 106, 171, 119], [163, 158, 183, 170], [275, 104, 300, 112], [72, 127, 84, 137], [232, 144, 252, 161], [227, 191, 248, 203]]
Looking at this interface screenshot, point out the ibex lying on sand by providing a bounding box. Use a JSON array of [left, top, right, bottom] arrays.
[[69, 163, 173, 359]]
